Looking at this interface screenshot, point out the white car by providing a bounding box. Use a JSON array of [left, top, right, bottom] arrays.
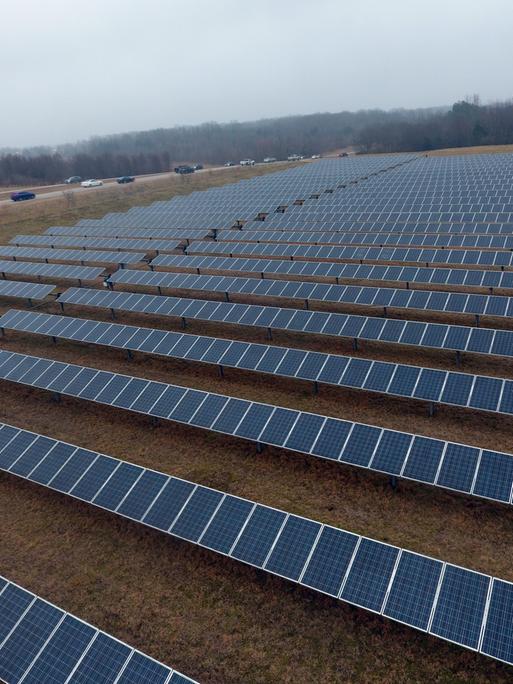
[[311, 154, 321, 159], [81, 179, 103, 188], [239, 159, 255, 166], [287, 154, 303, 161], [263, 157, 277, 163]]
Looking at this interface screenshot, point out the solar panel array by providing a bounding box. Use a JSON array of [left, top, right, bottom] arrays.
[[2, 348, 513, 506], [5, 153, 513, 673], [10, 234, 183, 254], [56, 287, 513, 359], [0, 246, 146, 266], [185, 239, 513, 268], [0, 424, 512, 666], [3, 309, 513, 418], [108, 267, 513, 320], [0, 260, 104, 283], [214, 228, 513, 250], [0, 280, 55, 302], [0, 574, 195, 684], [148, 253, 513, 291]]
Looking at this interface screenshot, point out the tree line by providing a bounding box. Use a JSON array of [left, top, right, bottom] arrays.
[[1, 98, 512, 186]]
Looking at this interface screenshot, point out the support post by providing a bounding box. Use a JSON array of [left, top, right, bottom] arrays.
[[475, 314, 480, 327], [59, 302, 64, 312], [151, 416, 160, 427], [304, 299, 309, 310], [267, 327, 273, 340], [389, 475, 398, 491], [181, 317, 187, 329], [352, 338, 358, 351], [406, 281, 410, 289], [313, 381, 319, 395], [110, 308, 116, 320], [428, 402, 436, 417], [51, 336, 57, 345], [256, 442, 263, 454], [225, 291, 230, 302], [52, 392, 61, 403], [126, 349, 133, 361], [27, 298, 33, 307], [455, 350, 461, 366], [383, 306, 388, 318], [157, 286, 162, 295], [218, 365, 224, 378]]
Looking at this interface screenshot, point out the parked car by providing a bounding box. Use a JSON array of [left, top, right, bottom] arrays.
[[263, 157, 277, 163], [64, 176, 82, 184], [240, 159, 255, 166], [192, 164, 203, 171], [174, 165, 195, 174], [117, 176, 135, 184], [10, 190, 36, 202], [287, 154, 303, 161], [311, 154, 321, 159], [224, 161, 235, 167], [338, 152, 349, 157], [81, 179, 103, 187]]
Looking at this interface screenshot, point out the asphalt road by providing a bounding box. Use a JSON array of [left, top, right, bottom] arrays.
[[0, 161, 297, 208]]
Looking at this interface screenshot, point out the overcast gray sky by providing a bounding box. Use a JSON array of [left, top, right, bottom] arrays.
[[1, 0, 512, 148]]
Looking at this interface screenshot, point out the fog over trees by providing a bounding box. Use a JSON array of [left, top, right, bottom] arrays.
[[1, 98, 512, 186]]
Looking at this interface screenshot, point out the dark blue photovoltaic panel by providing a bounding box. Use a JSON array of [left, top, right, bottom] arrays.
[[199, 495, 254, 554], [402, 437, 444, 484], [436, 444, 480, 493], [383, 552, 443, 630], [341, 539, 399, 612], [430, 565, 490, 649], [0, 584, 34, 643], [93, 462, 143, 511], [265, 515, 321, 580], [116, 651, 171, 684], [69, 631, 131, 683], [473, 451, 513, 503], [481, 580, 513, 664], [440, 373, 474, 406], [284, 413, 326, 453], [142, 478, 195, 531], [28, 442, 76, 485], [70, 455, 120, 502], [49, 448, 97, 493], [231, 505, 286, 567], [310, 418, 351, 460], [258, 407, 299, 446], [0, 599, 62, 684], [170, 486, 223, 541], [341, 424, 382, 467], [21, 615, 96, 684], [235, 403, 275, 440], [300, 527, 359, 596], [117, 470, 169, 520], [370, 431, 412, 475]]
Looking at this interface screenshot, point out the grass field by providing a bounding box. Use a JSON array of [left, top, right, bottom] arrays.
[[1, 155, 513, 682]]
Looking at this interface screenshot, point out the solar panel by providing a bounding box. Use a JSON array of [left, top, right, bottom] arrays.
[[56, 287, 513, 360], [3, 309, 512, 418], [10, 234, 183, 254], [0, 574, 196, 683], [0, 246, 146, 266], [0, 421, 511, 667], [148, 253, 513, 292], [0, 260, 104, 283], [107, 267, 513, 320], [0, 349, 513, 505], [184, 240, 513, 268], [0, 280, 55, 302]]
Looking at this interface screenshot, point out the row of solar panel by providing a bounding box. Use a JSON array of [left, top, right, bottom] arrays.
[[0, 246, 145, 266], [1, 348, 513, 506], [0, 280, 55, 302], [10, 235, 182, 254], [0, 575, 193, 684], [2, 422, 513, 665], [45, 226, 210, 239], [147, 253, 513, 291], [4, 309, 512, 418], [185, 240, 513, 267], [0, 260, 104, 282], [258, 211, 513, 223], [215, 229, 513, 250], [56, 287, 513, 359], [109, 267, 513, 318], [241, 221, 513, 235]]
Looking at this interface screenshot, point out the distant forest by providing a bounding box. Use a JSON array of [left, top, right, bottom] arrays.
[[1, 98, 513, 186]]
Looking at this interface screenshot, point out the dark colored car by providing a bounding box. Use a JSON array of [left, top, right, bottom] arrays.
[[64, 176, 82, 184], [11, 190, 36, 202], [174, 165, 195, 174], [117, 176, 135, 184]]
